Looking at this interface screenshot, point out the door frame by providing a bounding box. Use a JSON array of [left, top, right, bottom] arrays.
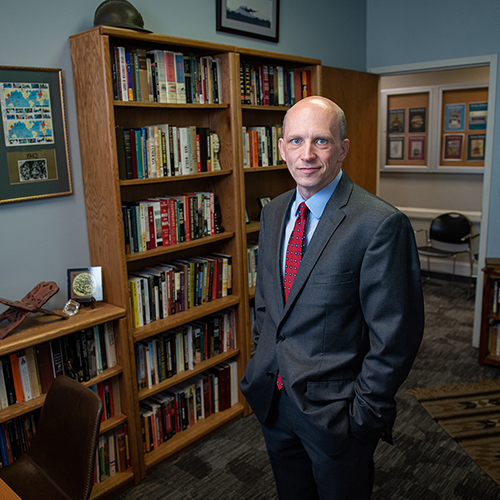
[[369, 54, 498, 348]]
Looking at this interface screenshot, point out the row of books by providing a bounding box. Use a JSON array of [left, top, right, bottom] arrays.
[[112, 46, 223, 104], [95, 423, 130, 482], [0, 410, 39, 466], [0, 323, 117, 409], [240, 62, 312, 107], [128, 253, 232, 328], [135, 308, 236, 390], [122, 192, 215, 255], [140, 360, 238, 453], [116, 124, 221, 180], [90, 376, 122, 423], [247, 242, 258, 288], [242, 125, 284, 168]]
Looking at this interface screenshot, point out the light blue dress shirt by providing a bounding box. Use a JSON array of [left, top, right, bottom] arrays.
[[282, 170, 343, 277]]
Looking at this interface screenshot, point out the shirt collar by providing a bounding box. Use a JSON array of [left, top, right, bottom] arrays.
[[292, 169, 343, 220]]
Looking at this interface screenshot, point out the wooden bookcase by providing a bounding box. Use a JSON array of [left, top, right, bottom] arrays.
[[0, 303, 133, 500], [68, 25, 379, 499], [479, 258, 500, 366], [69, 26, 248, 493]]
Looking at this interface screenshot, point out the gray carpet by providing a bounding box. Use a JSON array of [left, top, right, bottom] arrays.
[[115, 279, 500, 499]]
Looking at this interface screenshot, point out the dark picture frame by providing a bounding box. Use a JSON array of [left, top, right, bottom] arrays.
[[387, 136, 405, 161], [409, 107, 427, 133], [443, 134, 464, 161], [257, 196, 272, 209], [388, 108, 405, 134], [67, 267, 103, 303], [216, 0, 280, 43], [467, 134, 486, 161], [0, 66, 72, 204], [408, 136, 426, 161]]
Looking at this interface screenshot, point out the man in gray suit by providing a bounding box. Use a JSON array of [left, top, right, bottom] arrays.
[[240, 96, 424, 499]]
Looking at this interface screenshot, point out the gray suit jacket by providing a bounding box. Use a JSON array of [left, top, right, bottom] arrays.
[[240, 172, 424, 455]]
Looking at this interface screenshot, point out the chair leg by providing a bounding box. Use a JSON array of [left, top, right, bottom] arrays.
[[452, 256, 456, 283]]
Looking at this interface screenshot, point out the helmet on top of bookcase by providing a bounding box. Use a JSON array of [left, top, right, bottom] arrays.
[[93, 0, 151, 32]]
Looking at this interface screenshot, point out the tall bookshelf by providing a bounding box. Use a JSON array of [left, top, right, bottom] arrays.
[[70, 26, 248, 493]]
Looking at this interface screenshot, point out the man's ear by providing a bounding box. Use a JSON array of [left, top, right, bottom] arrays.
[[339, 138, 350, 162], [278, 137, 286, 163]]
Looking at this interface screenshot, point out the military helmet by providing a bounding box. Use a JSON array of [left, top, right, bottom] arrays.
[[94, 0, 151, 32]]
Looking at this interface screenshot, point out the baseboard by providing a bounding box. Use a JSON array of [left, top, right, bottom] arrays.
[[420, 269, 476, 285]]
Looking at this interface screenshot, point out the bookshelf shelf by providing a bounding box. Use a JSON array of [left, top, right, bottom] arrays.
[[125, 232, 235, 263], [143, 402, 244, 471], [0, 303, 125, 358], [114, 101, 230, 110], [119, 169, 231, 187], [100, 413, 128, 435], [244, 165, 288, 173], [90, 470, 135, 500], [241, 104, 290, 111], [137, 349, 239, 401], [131, 295, 240, 343]]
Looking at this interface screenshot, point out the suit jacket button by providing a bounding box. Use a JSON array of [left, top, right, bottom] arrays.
[[278, 334, 286, 342], [266, 372, 274, 378]]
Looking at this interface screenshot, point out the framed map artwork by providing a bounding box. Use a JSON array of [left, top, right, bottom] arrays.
[[0, 66, 71, 204]]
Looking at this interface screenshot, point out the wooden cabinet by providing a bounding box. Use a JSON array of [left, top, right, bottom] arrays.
[[479, 258, 500, 366], [0, 303, 133, 499]]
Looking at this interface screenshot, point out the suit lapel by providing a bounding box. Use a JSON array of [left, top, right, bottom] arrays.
[[283, 173, 354, 313], [269, 191, 294, 314]]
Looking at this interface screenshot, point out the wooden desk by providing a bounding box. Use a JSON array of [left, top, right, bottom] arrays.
[[0, 478, 21, 499]]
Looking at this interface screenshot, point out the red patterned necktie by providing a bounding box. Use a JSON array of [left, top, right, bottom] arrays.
[[277, 201, 309, 390]]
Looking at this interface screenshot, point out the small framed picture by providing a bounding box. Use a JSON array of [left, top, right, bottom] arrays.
[[468, 102, 487, 130], [408, 136, 426, 160], [467, 134, 486, 161], [409, 107, 427, 133], [216, 0, 280, 43], [257, 196, 272, 209], [444, 103, 466, 132], [442, 134, 464, 160], [245, 208, 250, 224], [388, 108, 405, 133], [67, 266, 103, 303], [387, 136, 404, 161]]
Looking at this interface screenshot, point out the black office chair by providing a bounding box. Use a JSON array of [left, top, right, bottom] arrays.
[[0, 375, 103, 500], [415, 212, 477, 285]]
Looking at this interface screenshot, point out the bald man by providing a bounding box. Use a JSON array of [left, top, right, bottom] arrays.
[[240, 96, 424, 500]]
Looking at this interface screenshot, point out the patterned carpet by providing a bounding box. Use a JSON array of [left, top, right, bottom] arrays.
[[408, 379, 500, 488], [115, 280, 500, 500]]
